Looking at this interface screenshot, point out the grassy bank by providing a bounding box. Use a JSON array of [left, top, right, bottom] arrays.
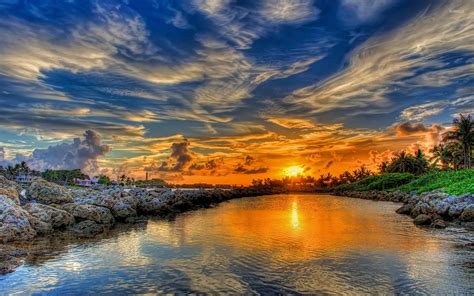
[[335, 170, 474, 195]]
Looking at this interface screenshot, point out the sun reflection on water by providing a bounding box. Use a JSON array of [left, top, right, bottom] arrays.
[[291, 200, 300, 230]]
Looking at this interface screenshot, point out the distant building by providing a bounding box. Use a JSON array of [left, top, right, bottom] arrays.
[[16, 174, 33, 184], [74, 177, 99, 187]]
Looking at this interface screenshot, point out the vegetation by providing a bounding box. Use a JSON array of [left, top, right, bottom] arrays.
[[396, 170, 474, 195]]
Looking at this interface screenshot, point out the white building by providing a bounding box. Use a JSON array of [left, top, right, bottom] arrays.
[[74, 177, 99, 187], [16, 174, 33, 184]]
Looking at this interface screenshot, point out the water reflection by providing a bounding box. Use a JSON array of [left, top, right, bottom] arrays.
[[1, 194, 473, 294]]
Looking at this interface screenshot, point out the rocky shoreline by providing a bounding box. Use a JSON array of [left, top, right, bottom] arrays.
[[337, 190, 474, 229], [0, 176, 286, 274]]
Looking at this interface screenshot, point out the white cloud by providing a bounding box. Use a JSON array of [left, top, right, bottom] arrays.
[[400, 101, 447, 121], [339, 0, 398, 25], [260, 0, 319, 24], [285, 0, 474, 114]]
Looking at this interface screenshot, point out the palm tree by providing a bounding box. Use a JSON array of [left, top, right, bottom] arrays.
[[444, 114, 473, 169]]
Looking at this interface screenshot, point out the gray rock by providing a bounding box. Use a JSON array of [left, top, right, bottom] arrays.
[[0, 195, 36, 242], [396, 204, 413, 215], [459, 204, 474, 222], [24, 203, 75, 233], [411, 202, 432, 218], [432, 219, 448, 229], [68, 220, 105, 237], [448, 203, 467, 218], [0, 176, 20, 205], [432, 201, 450, 216], [26, 179, 73, 205], [61, 204, 114, 225], [413, 214, 432, 225]]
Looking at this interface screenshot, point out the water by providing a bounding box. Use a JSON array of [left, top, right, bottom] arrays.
[[1, 194, 473, 294]]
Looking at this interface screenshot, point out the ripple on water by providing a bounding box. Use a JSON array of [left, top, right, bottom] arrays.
[[1, 194, 473, 294]]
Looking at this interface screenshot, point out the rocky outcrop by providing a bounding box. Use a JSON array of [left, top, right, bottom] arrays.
[[339, 190, 473, 227], [24, 203, 75, 234], [26, 179, 73, 205], [0, 195, 36, 242], [68, 220, 108, 237], [0, 176, 20, 205], [61, 203, 115, 225]]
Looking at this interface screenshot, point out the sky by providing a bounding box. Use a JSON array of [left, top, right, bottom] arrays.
[[0, 0, 473, 184]]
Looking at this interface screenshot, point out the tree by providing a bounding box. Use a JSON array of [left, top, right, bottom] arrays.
[[444, 114, 473, 169]]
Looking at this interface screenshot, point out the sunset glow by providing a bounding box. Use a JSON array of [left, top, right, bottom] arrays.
[[0, 1, 471, 184], [284, 165, 305, 177]]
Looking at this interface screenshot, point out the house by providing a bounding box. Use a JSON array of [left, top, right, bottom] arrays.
[[74, 177, 99, 187], [16, 174, 33, 184]]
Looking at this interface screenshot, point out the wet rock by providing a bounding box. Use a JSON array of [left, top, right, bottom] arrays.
[[432, 219, 447, 229], [26, 179, 73, 205], [448, 203, 466, 219], [24, 203, 75, 234], [410, 202, 432, 218], [68, 220, 106, 237], [0, 195, 36, 242], [76, 188, 138, 220], [396, 204, 413, 215], [413, 214, 432, 226], [0, 176, 20, 205], [61, 203, 114, 225], [459, 204, 474, 222], [431, 201, 450, 217]]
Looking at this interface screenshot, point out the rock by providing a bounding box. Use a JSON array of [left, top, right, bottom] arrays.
[[26, 179, 73, 205], [432, 201, 450, 217], [432, 219, 447, 229], [0, 195, 36, 242], [61, 204, 114, 225], [68, 220, 105, 237], [410, 202, 432, 218], [24, 203, 75, 234], [396, 204, 413, 215], [448, 203, 467, 218], [0, 255, 23, 274], [459, 204, 474, 222], [0, 176, 20, 205], [413, 214, 432, 226], [76, 189, 138, 220]]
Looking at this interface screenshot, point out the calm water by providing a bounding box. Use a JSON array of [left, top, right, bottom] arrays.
[[1, 194, 473, 294]]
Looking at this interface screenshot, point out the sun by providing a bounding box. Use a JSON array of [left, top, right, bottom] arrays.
[[283, 165, 305, 177]]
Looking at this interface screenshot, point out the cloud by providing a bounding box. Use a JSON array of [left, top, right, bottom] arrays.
[[158, 140, 195, 172], [339, 0, 398, 25], [260, 0, 319, 24], [233, 155, 269, 174], [26, 130, 111, 175], [324, 160, 334, 169], [400, 101, 447, 121], [267, 118, 317, 129], [285, 0, 474, 114]]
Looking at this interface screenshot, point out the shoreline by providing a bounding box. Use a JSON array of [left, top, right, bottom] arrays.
[[335, 190, 473, 229], [0, 178, 287, 274]]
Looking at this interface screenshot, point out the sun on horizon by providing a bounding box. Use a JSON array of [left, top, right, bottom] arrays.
[[283, 165, 305, 177]]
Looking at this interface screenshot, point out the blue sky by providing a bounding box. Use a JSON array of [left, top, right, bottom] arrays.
[[0, 0, 472, 183]]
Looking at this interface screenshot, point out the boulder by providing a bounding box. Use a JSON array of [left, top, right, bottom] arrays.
[[410, 202, 432, 218], [24, 203, 75, 234], [61, 204, 114, 225], [432, 219, 448, 229], [0, 195, 36, 242], [68, 220, 105, 237], [395, 204, 413, 215], [448, 203, 467, 218], [77, 189, 138, 219], [0, 176, 20, 205], [431, 200, 450, 217], [26, 179, 73, 205], [459, 205, 474, 222], [413, 214, 432, 226]]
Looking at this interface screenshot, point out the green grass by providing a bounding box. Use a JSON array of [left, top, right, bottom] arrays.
[[335, 173, 415, 192], [396, 170, 474, 195], [335, 170, 474, 195]]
